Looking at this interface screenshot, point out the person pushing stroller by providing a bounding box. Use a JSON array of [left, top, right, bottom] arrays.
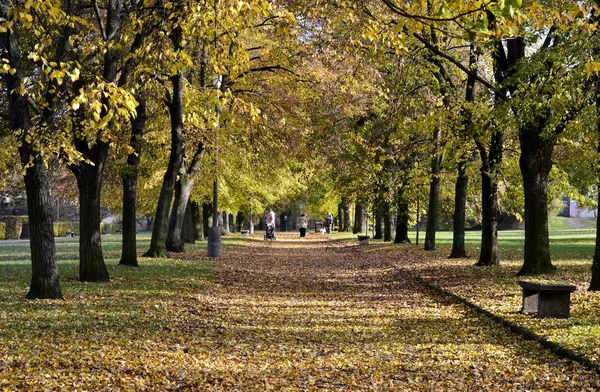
[[264, 208, 276, 240]]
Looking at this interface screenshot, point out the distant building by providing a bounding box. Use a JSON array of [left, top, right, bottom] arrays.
[[559, 197, 596, 218]]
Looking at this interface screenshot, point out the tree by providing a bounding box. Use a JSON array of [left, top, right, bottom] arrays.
[[144, 3, 187, 258]]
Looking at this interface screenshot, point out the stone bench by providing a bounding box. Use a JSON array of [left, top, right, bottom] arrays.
[[357, 235, 370, 245], [241, 230, 249, 238], [518, 281, 576, 319]]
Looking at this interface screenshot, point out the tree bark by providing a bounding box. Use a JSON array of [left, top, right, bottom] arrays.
[[144, 68, 184, 257], [591, 186, 600, 289], [353, 203, 365, 234], [69, 0, 123, 280], [342, 204, 352, 232], [166, 141, 205, 251], [383, 199, 392, 242], [23, 153, 63, 298], [394, 193, 411, 243], [120, 98, 145, 267], [192, 202, 202, 240], [591, 73, 600, 290], [450, 159, 468, 258], [202, 202, 210, 238], [374, 200, 383, 240], [228, 213, 234, 233], [279, 213, 286, 231], [72, 151, 110, 282], [166, 174, 193, 252], [0, 7, 63, 299], [222, 211, 229, 233], [451, 44, 476, 259], [236, 211, 244, 232], [424, 128, 442, 251], [182, 200, 195, 243], [517, 127, 555, 275], [476, 163, 500, 265]]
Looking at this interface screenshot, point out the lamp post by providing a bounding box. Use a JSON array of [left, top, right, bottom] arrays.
[[207, 90, 223, 258], [248, 196, 254, 234]]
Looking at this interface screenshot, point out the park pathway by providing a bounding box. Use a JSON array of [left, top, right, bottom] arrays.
[[196, 233, 600, 390]]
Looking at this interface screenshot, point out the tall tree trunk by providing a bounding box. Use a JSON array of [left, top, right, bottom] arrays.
[[451, 44, 476, 259], [182, 200, 195, 243], [166, 174, 193, 252], [192, 202, 202, 240], [338, 203, 343, 232], [0, 11, 63, 299], [591, 186, 600, 289], [450, 159, 469, 258], [590, 73, 600, 290], [353, 203, 365, 234], [166, 142, 205, 251], [69, 0, 121, 280], [143, 69, 184, 257], [394, 192, 411, 243], [342, 198, 351, 231], [425, 128, 442, 251], [73, 153, 110, 282], [383, 199, 392, 242], [374, 200, 383, 239], [120, 98, 145, 267], [222, 211, 229, 233], [476, 163, 499, 265], [229, 213, 235, 233], [518, 128, 555, 275], [236, 211, 244, 232], [279, 213, 286, 231], [202, 202, 210, 238], [23, 153, 63, 298], [342, 200, 351, 232]]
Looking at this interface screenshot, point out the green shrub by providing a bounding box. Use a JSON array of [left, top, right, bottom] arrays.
[[53, 222, 80, 237], [0, 222, 5, 240], [20, 223, 30, 239], [0, 216, 23, 239], [19, 215, 29, 239], [102, 222, 122, 234]]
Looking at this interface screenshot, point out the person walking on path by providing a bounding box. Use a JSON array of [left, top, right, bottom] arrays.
[[297, 214, 308, 238], [325, 212, 333, 234]]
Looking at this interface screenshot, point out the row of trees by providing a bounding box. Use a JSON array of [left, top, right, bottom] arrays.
[[299, 1, 600, 286], [4, 0, 600, 299]]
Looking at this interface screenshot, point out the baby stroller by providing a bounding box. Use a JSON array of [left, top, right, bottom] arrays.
[[264, 223, 276, 241], [264, 211, 276, 240]]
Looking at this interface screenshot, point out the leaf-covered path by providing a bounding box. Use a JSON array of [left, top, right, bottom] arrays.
[[199, 234, 600, 390], [2, 234, 600, 390]]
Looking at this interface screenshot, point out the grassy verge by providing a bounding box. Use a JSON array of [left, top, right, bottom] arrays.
[[331, 227, 600, 365], [0, 233, 238, 389]]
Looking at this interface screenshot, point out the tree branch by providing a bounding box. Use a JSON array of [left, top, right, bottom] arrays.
[[93, 0, 108, 41], [380, 0, 489, 23], [234, 65, 299, 81], [412, 31, 497, 92]]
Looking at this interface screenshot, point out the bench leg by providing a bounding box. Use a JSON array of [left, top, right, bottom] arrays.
[[521, 288, 539, 314], [538, 292, 572, 319]]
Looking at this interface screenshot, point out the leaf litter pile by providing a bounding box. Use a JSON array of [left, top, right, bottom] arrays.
[[0, 233, 599, 390]]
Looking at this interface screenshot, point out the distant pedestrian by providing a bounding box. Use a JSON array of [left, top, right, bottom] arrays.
[[325, 212, 333, 234], [297, 214, 308, 238]]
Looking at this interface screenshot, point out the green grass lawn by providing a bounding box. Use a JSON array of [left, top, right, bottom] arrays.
[[332, 218, 598, 262], [0, 232, 227, 298]]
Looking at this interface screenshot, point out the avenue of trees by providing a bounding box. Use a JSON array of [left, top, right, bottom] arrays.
[[3, 0, 600, 298]]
